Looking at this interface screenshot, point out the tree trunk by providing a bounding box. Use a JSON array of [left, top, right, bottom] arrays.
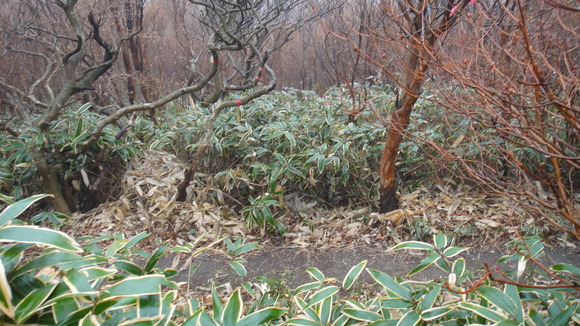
[[36, 156, 72, 215], [176, 105, 224, 202], [378, 44, 430, 213]]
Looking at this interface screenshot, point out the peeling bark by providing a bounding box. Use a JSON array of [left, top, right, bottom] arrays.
[[378, 42, 431, 213]]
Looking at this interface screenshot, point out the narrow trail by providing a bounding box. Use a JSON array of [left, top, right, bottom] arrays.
[[164, 243, 579, 288]]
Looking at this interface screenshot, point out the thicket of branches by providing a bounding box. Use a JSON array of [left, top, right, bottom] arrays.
[[316, 0, 578, 238], [434, 0, 579, 238]]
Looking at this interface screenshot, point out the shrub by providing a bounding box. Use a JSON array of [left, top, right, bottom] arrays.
[[0, 104, 141, 212]]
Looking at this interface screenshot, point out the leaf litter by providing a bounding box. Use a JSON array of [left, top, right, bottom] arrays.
[[66, 150, 575, 252]]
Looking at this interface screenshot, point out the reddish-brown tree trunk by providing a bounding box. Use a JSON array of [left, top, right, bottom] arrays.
[[378, 44, 430, 213]]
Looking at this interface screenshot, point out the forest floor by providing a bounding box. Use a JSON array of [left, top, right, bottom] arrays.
[[65, 150, 579, 289]]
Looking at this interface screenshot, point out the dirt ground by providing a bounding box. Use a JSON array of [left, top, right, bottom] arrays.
[[166, 241, 579, 289]]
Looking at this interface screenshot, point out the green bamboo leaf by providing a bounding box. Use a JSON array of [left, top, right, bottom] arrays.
[[306, 267, 325, 282], [75, 310, 102, 326], [263, 130, 284, 140], [11, 251, 82, 280], [380, 298, 412, 309], [0, 194, 52, 226], [159, 290, 177, 325], [477, 286, 517, 316], [0, 259, 14, 319], [241, 282, 254, 298], [342, 308, 382, 322], [114, 261, 144, 275], [138, 294, 161, 318], [418, 284, 440, 312], [14, 283, 57, 324], [284, 131, 297, 147], [319, 296, 333, 325], [182, 310, 201, 326], [529, 309, 547, 326], [504, 284, 523, 322], [102, 275, 177, 299], [235, 243, 262, 255], [75, 119, 83, 138], [52, 296, 81, 323], [442, 246, 469, 258], [79, 313, 100, 326], [0, 243, 28, 273], [368, 321, 398, 326], [212, 287, 224, 321], [452, 258, 466, 281], [228, 260, 248, 277], [294, 296, 319, 322], [184, 308, 219, 326], [60, 255, 107, 271], [30, 211, 66, 225], [0, 193, 16, 205], [434, 257, 450, 272], [343, 260, 367, 290], [367, 269, 411, 301], [0, 225, 82, 253], [551, 263, 580, 276], [331, 314, 350, 326], [433, 234, 449, 250], [222, 290, 242, 326], [42, 292, 101, 311], [286, 164, 305, 178], [307, 286, 339, 306], [396, 310, 420, 326], [421, 306, 452, 321], [550, 302, 578, 326], [495, 320, 520, 326], [143, 242, 168, 273], [317, 153, 325, 172], [406, 252, 440, 277], [63, 268, 93, 294], [54, 305, 95, 325], [389, 241, 434, 251], [344, 299, 366, 309], [236, 307, 286, 326], [76, 102, 92, 115], [459, 302, 506, 322], [294, 281, 322, 294], [122, 232, 150, 251], [225, 237, 242, 252]]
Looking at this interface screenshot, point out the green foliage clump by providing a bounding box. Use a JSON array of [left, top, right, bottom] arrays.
[[0, 104, 141, 211], [132, 89, 388, 232], [2, 85, 574, 233], [144, 90, 386, 206]]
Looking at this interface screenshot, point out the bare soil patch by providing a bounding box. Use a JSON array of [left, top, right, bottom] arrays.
[[164, 241, 579, 290]]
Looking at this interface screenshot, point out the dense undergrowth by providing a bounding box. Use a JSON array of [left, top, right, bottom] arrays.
[[0, 87, 489, 204], [2, 86, 573, 228]]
